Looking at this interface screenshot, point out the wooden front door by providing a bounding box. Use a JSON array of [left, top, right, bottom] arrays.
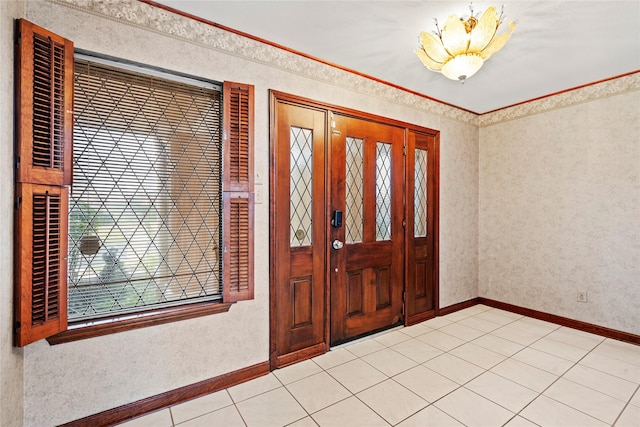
[[270, 92, 439, 366], [329, 114, 405, 344]]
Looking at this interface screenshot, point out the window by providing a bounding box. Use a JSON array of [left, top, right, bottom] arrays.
[[14, 19, 255, 346]]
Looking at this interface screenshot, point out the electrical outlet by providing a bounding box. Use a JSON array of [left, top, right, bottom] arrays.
[[577, 290, 588, 303]]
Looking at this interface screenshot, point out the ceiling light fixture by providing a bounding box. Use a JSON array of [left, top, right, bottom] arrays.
[[416, 3, 516, 83]]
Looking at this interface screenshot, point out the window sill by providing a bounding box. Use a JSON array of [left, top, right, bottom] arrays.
[[47, 301, 234, 345]]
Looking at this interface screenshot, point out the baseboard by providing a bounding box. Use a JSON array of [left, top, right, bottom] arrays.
[[59, 361, 270, 427], [438, 298, 480, 316], [477, 297, 640, 345]]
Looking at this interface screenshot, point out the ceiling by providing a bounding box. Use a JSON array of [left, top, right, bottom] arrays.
[[155, 1, 640, 114]]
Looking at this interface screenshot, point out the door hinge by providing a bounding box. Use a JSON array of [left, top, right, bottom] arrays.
[[402, 291, 406, 315], [15, 196, 22, 210], [14, 321, 20, 334], [15, 156, 20, 171], [402, 219, 406, 228], [403, 143, 407, 156]]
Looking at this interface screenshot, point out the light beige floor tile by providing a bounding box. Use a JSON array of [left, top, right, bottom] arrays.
[[503, 415, 539, 427], [615, 403, 640, 427], [456, 316, 503, 333], [311, 396, 389, 427], [312, 348, 356, 370], [399, 322, 433, 337], [177, 405, 246, 427], [491, 324, 548, 346], [326, 358, 387, 393], [356, 379, 428, 425], [544, 327, 604, 350], [474, 309, 521, 326], [465, 371, 538, 413], [118, 409, 173, 427], [508, 316, 559, 335], [345, 338, 386, 357], [420, 316, 453, 329], [228, 373, 282, 403], [287, 416, 318, 427], [580, 352, 640, 383], [374, 330, 412, 347], [434, 387, 514, 427], [630, 389, 640, 407], [450, 342, 507, 370], [439, 310, 473, 322], [529, 337, 590, 362], [512, 347, 575, 376], [439, 323, 486, 341], [521, 395, 608, 427], [393, 365, 459, 403], [461, 304, 493, 315], [171, 390, 233, 424], [236, 387, 307, 427], [490, 358, 558, 392], [362, 347, 417, 377], [592, 339, 640, 366], [544, 378, 627, 424], [424, 353, 485, 385], [273, 359, 323, 385], [416, 330, 465, 351], [472, 334, 525, 356], [396, 405, 464, 427], [286, 372, 351, 414], [563, 363, 638, 402], [391, 338, 443, 363]]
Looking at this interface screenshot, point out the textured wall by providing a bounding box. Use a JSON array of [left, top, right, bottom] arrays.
[[6, 1, 479, 425], [0, 2, 25, 427], [479, 90, 640, 335]]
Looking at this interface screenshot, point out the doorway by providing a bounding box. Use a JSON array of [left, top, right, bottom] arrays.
[[270, 92, 438, 368]]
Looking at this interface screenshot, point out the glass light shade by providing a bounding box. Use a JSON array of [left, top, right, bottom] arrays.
[[441, 54, 484, 81]]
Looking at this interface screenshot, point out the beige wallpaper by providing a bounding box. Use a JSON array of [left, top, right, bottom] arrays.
[[479, 90, 640, 335], [0, 1, 479, 425]]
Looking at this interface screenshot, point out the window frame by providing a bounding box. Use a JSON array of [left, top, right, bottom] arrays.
[[14, 19, 255, 346]]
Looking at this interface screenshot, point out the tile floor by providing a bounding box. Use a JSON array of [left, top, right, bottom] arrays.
[[120, 305, 640, 427]]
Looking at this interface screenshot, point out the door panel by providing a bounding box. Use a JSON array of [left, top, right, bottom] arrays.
[[273, 102, 327, 366], [330, 115, 404, 344], [405, 130, 438, 324]]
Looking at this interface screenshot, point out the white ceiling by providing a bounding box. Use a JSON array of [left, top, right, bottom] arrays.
[[156, 1, 640, 114]]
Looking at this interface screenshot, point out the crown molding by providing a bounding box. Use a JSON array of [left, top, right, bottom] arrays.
[[47, 0, 479, 126], [480, 72, 640, 127]]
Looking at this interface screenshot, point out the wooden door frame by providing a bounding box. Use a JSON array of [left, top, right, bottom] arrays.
[[269, 90, 440, 369]]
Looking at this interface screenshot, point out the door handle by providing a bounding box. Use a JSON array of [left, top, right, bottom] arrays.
[[332, 240, 344, 250]]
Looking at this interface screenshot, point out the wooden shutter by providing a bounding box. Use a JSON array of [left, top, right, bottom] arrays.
[[15, 19, 73, 186], [223, 82, 254, 302], [15, 184, 69, 346], [14, 20, 72, 346]]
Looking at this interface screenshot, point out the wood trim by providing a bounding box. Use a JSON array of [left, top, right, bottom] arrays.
[[138, 1, 475, 115], [275, 342, 328, 369], [272, 92, 441, 135], [59, 361, 269, 427], [405, 310, 436, 327], [438, 298, 480, 316], [478, 298, 640, 345], [482, 70, 640, 115], [47, 302, 233, 345]]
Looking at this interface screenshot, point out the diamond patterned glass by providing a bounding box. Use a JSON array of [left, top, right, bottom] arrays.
[[68, 59, 222, 320], [376, 142, 392, 241], [345, 137, 364, 243], [414, 149, 428, 237], [290, 127, 313, 247]]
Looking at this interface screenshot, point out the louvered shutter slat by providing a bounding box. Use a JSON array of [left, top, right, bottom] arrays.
[[223, 82, 254, 302], [14, 19, 71, 346]]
